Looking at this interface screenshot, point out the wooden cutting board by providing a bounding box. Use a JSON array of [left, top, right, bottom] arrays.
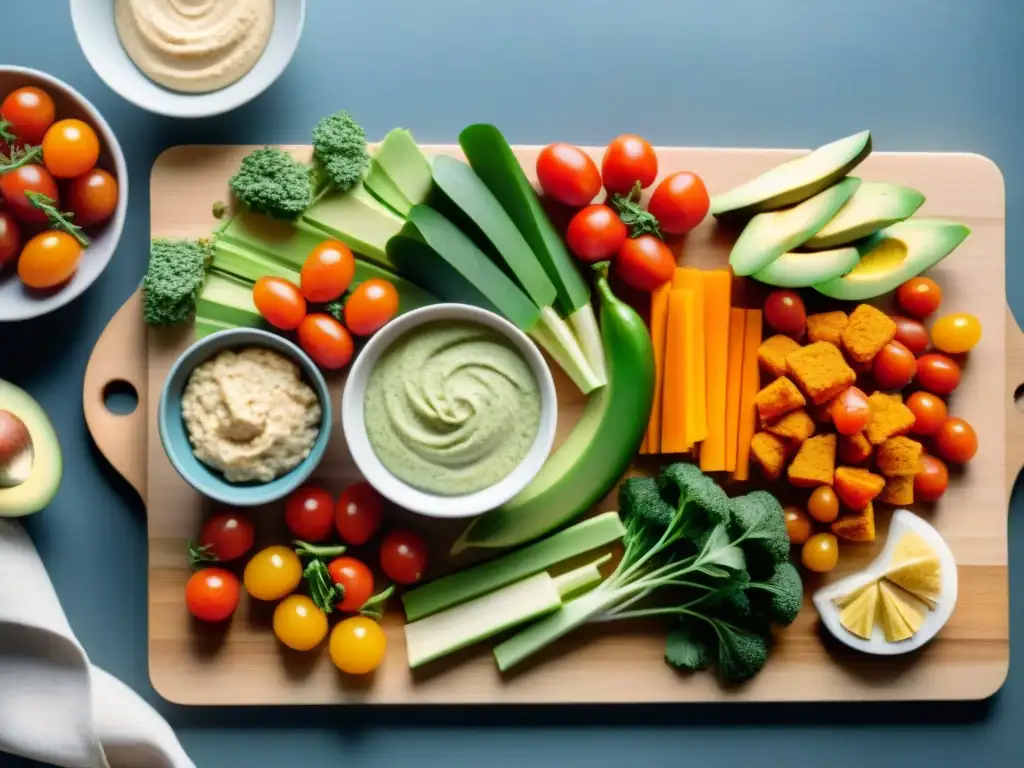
[[84, 143, 1016, 705]]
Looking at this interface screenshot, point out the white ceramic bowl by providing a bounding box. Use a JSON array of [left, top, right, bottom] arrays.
[[70, 0, 305, 118], [0, 66, 128, 323], [342, 304, 558, 519]]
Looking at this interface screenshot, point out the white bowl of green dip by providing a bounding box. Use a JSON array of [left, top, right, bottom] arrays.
[[342, 304, 557, 519]]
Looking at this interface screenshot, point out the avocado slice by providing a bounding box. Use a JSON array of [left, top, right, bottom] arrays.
[[729, 177, 861, 276], [752, 246, 860, 288], [711, 130, 872, 222], [0, 380, 61, 517], [805, 182, 925, 249], [814, 219, 970, 301]]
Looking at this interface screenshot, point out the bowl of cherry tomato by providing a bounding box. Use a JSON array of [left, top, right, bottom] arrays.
[[0, 66, 126, 323]]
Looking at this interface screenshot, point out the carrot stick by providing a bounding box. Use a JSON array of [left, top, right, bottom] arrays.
[[661, 289, 692, 454], [671, 268, 705, 447], [732, 309, 763, 482], [700, 271, 732, 472], [724, 307, 747, 472], [641, 282, 672, 454]]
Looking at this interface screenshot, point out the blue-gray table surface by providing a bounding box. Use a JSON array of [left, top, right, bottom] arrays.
[[1, 1, 1021, 766]]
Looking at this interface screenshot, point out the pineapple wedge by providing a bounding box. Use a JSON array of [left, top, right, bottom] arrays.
[[837, 581, 880, 640]]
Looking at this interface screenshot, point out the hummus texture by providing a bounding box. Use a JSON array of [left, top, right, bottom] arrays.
[[182, 347, 321, 483], [115, 0, 274, 94], [364, 321, 542, 496]]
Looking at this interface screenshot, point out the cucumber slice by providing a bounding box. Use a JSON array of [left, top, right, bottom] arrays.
[[804, 182, 925, 249], [403, 511, 625, 621], [195, 271, 263, 329], [365, 159, 413, 216], [752, 246, 860, 288], [431, 155, 557, 309], [194, 316, 237, 339], [300, 184, 405, 266], [373, 129, 432, 205], [217, 210, 323, 268], [211, 240, 301, 284]]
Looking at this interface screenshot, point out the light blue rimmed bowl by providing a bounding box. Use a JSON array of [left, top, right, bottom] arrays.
[[158, 328, 331, 506]]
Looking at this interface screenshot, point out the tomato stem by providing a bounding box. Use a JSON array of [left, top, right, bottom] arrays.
[[0, 144, 42, 174], [25, 191, 90, 247], [611, 181, 663, 239]]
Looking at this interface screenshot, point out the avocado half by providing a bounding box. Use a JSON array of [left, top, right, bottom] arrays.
[[729, 177, 861, 277], [752, 246, 861, 288], [710, 130, 872, 222], [814, 219, 971, 301], [0, 379, 62, 517], [805, 182, 926, 249]]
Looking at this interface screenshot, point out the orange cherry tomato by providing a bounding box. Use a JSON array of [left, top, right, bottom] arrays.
[[300, 240, 355, 302], [896, 277, 942, 318], [764, 290, 806, 338], [335, 482, 384, 546], [344, 278, 399, 336], [253, 276, 306, 330], [647, 171, 710, 235], [298, 313, 354, 370], [934, 417, 978, 464], [66, 168, 119, 226], [915, 454, 949, 502], [41, 119, 100, 178], [807, 485, 840, 523], [906, 391, 947, 436], [601, 134, 658, 195], [17, 231, 82, 289], [566, 204, 627, 263], [185, 568, 240, 622], [801, 533, 839, 573], [930, 313, 982, 354], [1, 86, 55, 145], [916, 353, 961, 396], [327, 556, 375, 613], [784, 505, 812, 545], [831, 386, 870, 436], [536, 143, 602, 207], [872, 341, 917, 391], [379, 529, 428, 585], [614, 234, 675, 291], [891, 315, 930, 356]]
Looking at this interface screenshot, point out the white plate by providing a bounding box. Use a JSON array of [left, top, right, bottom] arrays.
[[812, 509, 959, 655]]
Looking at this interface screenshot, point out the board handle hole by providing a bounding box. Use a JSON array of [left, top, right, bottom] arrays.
[[103, 379, 139, 416]]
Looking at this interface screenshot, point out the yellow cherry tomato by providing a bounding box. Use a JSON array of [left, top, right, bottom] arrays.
[[273, 595, 328, 651], [329, 616, 387, 674], [243, 545, 302, 601], [930, 312, 982, 354], [801, 533, 839, 573]]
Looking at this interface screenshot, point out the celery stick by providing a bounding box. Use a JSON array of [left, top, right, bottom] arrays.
[[217, 210, 323, 268], [365, 159, 413, 216], [300, 184, 405, 266], [404, 558, 606, 668], [211, 240, 301, 284], [195, 271, 263, 329], [374, 129, 432, 205], [194, 316, 234, 339], [402, 511, 624, 621]]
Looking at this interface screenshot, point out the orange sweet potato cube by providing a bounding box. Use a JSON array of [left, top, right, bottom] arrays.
[[879, 475, 915, 505], [834, 466, 886, 510], [838, 432, 873, 465], [765, 409, 815, 443], [750, 432, 788, 481], [787, 434, 836, 487], [832, 501, 876, 542], [786, 342, 856, 405], [876, 436, 924, 477], [807, 311, 849, 346], [865, 392, 916, 445], [758, 335, 802, 379], [841, 305, 896, 363], [754, 376, 806, 424]]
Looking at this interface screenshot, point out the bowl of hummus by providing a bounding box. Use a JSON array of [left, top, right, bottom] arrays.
[[158, 328, 331, 506], [342, 304, 558, 519], [70, 0, 305, 118]]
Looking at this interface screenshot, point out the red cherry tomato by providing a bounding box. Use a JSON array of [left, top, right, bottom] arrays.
[[65, 168, 119, 227], [764, 290, 806, 338], [535, 143, 601, 207], [41, 119, 100, 179], [17, 231, 82, 289], [379, 529, 428, 585], [345, 278, 399, 336], [185, 568, 240, 622], [915, 454, 949, 502], [916, 353, 961, 396], [566, 204, 627, 263], [614, 235, 674, 291], [906, 391, 948, 436], [327, 556, 375, 613], [300, 240, 355, 302], [253, 276, 306, 330], [1, 163, 59, 223], [285, 485, 335, 542], [198, 511, 255, 562], [601, 134, 658, 195], [0, 210, 21, 267], [872, 341, 917, 390], [1, 87, 55, 146], [896, 277, 942, 318], [335, 482, 384, 546], [934, 417, 978, 464], [891, 315, 930, 356], [647, 171, 710, 234], [298, 313, 354, 370], [831, 386, 870, 436]]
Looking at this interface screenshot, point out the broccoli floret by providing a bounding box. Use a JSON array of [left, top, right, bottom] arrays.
[[748, 561, 804, 627], [311, 110, 369, 193], [659, 462, 731, 534], [619, 476, 675, 530], [728, 491, 790, 577], [712, 618, 770, 683], [229, 147, 313, 220], [142, 239, 210, 326]]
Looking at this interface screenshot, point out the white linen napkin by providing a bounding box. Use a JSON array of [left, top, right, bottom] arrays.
[[0, 519, 195, 768]]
